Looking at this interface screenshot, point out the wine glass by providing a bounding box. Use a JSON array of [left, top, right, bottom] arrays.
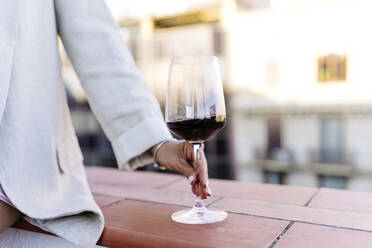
[[165, 55, 228, 224]]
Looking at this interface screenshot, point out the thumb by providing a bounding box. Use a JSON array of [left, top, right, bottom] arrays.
[[178, 159, 199, 197]]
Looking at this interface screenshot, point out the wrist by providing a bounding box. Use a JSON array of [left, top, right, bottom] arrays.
[[152, 139, 174, 170], [151, 139, 170, 156], [151, 144, 158, 155]]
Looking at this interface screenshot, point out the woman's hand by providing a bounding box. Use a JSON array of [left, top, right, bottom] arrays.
[[152, 140, 212, 199]]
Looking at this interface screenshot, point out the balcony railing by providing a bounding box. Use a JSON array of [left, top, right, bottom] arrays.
[[255, 147, 294, 163], [254, 148, 295, 173], [307, 149, 353, 166], [252, 148, 355, 178]]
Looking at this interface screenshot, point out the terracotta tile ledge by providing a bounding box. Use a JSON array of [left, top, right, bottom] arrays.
[[12, 166, 372, 248]]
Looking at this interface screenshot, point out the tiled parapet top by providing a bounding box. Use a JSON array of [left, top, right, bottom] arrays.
[[13, 167, 372, 247]]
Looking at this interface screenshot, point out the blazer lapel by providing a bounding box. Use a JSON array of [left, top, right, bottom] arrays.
[[0, 1, 19, 124]]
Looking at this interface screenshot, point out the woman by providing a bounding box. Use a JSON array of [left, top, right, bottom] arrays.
[[0, 0, 211, 247]]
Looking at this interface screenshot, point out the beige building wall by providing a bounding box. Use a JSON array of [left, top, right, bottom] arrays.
[[61, 0, 372, 190], [227, 0, 372, 105], [233, 114, 267, 166], [346, 116, 372, 171], [283, 115, 319, 165]]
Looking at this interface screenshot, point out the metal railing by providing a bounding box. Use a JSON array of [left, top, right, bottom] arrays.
[[307, 149, 353, 165]]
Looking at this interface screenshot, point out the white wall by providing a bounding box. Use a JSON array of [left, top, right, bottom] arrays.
[[346, 115, 372, 171], [283, 115, 319, 165], [232, 113, 267, 166], [348, 177, 372, 192], [227, 0, 372, 105], [286, 173, 318, 188], [235, 168, 262, 183]]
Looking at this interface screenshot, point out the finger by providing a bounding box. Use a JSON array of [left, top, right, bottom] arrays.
[[181, 142, 209, 198], [176, 159, 199, 197], [189, 175, 200, 197], [195, 151, 210, 198], [197, 183, 207, 199], [192, 181, 199, 196], [175, 158, 195, 179], [188, 143, 209, 198], [183, 142, 195, 165], [188, 173, 201, 197]]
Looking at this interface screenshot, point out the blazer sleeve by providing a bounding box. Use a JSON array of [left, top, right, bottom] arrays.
[[54, 0, 172, 170]]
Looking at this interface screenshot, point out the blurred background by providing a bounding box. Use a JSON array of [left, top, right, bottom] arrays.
[[60, 0, 372, 192]]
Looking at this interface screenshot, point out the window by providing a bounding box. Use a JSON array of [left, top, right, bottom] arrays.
[[318, 54, 347, 82], [264, 171, 285, 185], [267, 117, 281, 159], [318, 175, 347, 189], [320, 118, 344, 164], [205, 130, 232, 179], [216, 138, 228, 155]]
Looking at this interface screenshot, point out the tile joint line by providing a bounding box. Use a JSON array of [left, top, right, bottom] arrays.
[[101, 199, 126, 209], [206, 196, 223, 208], [304, 188, 320, 207], [268, 221, 295, 248], [229, 209, 372, 234]]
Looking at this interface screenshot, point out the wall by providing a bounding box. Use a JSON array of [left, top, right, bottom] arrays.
[[346, 115, 372, 171], [283, 115, 319, 165], [232, 113, 267, 166], [227, 0, 372, 105]]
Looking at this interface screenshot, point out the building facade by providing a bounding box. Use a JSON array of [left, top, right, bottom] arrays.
[[230, 0, 372, 191], [60, 0, 372, 191]]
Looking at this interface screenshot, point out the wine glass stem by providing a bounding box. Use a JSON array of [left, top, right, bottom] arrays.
[[193, 143, 201, 162], [192, 143, 206, 210], [193, 197, 206, 210]]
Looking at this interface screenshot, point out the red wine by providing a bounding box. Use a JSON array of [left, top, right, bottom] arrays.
[[166, 116, 226, 142]]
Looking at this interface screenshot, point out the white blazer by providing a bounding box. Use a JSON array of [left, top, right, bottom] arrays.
[[0, 0, 171, 247]]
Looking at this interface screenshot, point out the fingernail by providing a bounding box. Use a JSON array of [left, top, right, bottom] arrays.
[[188, 176, 194, 185], [207, 187, 212, 196]]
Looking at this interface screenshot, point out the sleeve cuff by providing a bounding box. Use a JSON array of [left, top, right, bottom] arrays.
[[110, 118, 173, 171]]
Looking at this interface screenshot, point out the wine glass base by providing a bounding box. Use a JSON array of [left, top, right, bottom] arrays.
[[171, 206, 228, 224]]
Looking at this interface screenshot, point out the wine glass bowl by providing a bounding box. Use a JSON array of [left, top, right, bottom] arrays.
[[166, 56, 226, 143], [165, 55, 228, 224]]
